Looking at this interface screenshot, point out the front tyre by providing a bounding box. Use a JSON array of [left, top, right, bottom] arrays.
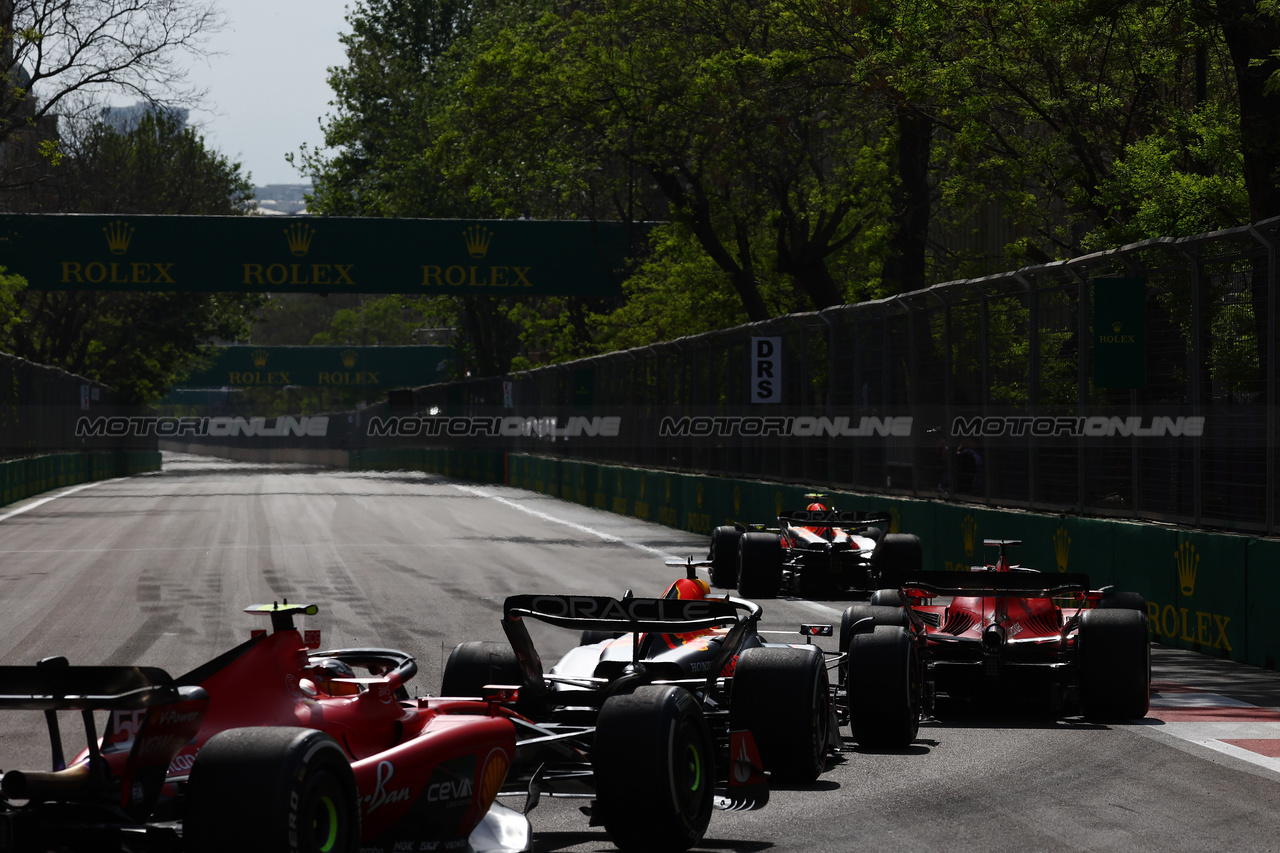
[[441, 641, 521, 697], [593, 685, 714, 852], [730, 646, 830, 784], [185, 727, 359, 853]]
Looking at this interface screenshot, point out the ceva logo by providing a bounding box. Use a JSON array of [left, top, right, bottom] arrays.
[[1146, 541, 1231, 652]]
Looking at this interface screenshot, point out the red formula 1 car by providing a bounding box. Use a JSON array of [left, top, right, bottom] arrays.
[[0, 603, 530, 853], [709, 496, 922, 599], [840, 539, 1150, 719]]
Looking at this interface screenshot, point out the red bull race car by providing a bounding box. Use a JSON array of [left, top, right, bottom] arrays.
[[708, 496, 922, 598], [841, 539, 1150, 719], [0, 603, 529, 853], [438, 563, 923, 851]]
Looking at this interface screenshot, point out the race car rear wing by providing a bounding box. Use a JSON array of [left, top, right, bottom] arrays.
[[0, 663, 179, 711], [501, 594, 757, 696], [503, 594, 749, 634], [881, 569, 1093, 598], [777, 509, 892, 526]]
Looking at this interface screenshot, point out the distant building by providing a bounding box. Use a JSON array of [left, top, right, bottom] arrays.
[[100, 101, 189, 133], [253, 184, 310, 216]]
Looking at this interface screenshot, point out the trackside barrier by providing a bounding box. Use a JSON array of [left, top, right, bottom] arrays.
[[0, 451, 161, 509], [505, 453, 1270, 669]]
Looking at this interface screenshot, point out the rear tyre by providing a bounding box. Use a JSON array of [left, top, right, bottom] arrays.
[[738, 532, 783, 598], [1078, 608, 1150, 720], [1099, 591, 1147, 611], [709, 526, 743, 588], [579, 630, 624, 646], [846, 625, 921, 748], [838, 604, 910, 683], [869, 533, 923, 586], [730, 646, 830, 784], [594, 685, 714, 852], [441, 641, 521, 697], [185, 727, 359, 853], [870, 588, 906, 607]]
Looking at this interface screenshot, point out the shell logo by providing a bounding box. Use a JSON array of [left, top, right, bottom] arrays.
[[478, 747, 510, 809]]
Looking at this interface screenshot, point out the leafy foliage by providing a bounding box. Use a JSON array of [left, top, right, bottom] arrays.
[[0, 113, 261, 403]]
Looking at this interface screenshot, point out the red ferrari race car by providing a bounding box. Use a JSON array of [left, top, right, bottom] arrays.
[[438, 563, 923, 852], [0, 603, 530, 853], [841, 539, 1150, 720], [708, 495, 922, 599]]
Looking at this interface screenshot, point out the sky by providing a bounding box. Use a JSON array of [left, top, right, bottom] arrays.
[[161, 0, 353, 187]]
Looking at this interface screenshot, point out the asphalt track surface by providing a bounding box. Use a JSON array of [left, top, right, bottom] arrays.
[[3, 453, 1280, 852]]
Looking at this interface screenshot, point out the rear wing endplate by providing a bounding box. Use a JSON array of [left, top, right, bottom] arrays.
[[882, 569, 1092, 598]]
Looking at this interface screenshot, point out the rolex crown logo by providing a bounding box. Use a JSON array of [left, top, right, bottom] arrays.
[[962, 514, 978, 558], [696, 481, 704, 508], [1112, 321, 1122, 333], [733, 485, 741, 515], [1176, 540, 1199, 596], [463, 225, 493, 259], [284, 222, 316, 256], [103, 220, 135, 255], [341, 349, 358, 368], [1054, 526, 1071, 572], [889, 506, 901, 534], [252, 349, 269, 368]]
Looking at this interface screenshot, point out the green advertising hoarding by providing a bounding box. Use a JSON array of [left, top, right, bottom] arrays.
[[0, 215, 632, 296], [1093, 277, 1147, 388], [175, 345, 452, 388]]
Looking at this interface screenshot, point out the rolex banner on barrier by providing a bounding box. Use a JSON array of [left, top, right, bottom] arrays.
[[172, 346, 453, 389], [0, 215, 633, 296], [1093, 277, 1147, 389]]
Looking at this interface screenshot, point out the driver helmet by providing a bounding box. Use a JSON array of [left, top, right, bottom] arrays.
[[306, 657, 360, 696], [666, 576, 711, 600], [805, 501, 833, 539]]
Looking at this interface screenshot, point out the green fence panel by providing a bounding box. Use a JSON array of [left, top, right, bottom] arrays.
[[1247, 538, 1280, 669]]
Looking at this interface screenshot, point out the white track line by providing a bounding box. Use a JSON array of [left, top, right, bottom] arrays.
[[453, 484, 678, 558], [0, 479, 119, 524]]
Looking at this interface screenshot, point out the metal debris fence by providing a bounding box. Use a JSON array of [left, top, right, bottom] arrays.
[[402, 215, 1280, 535]]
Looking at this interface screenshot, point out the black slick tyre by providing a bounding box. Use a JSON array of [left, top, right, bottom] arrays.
[[440, 641, 521, 697], [593, 685, 714, 852], [730, 646, 830, 784], [185, 727, 359, 853], [709, 525, 743, 588], [738, 532, 783, 598], [846, 625, 921, 748], [1077, 608, 1150, 720], [838, 604, 910, 683], [870, 588, 906, 607], [869, 533, 923, 586], [1098, 591, 1147, 611]]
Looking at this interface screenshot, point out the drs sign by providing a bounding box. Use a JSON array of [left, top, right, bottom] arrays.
[[751, 337, 781, 403]]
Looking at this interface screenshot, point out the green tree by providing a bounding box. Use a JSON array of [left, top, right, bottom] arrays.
[[0, 112, 261, 403]]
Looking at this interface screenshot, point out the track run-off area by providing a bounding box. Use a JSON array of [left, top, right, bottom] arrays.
[[2, 453, 1280, 852]]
